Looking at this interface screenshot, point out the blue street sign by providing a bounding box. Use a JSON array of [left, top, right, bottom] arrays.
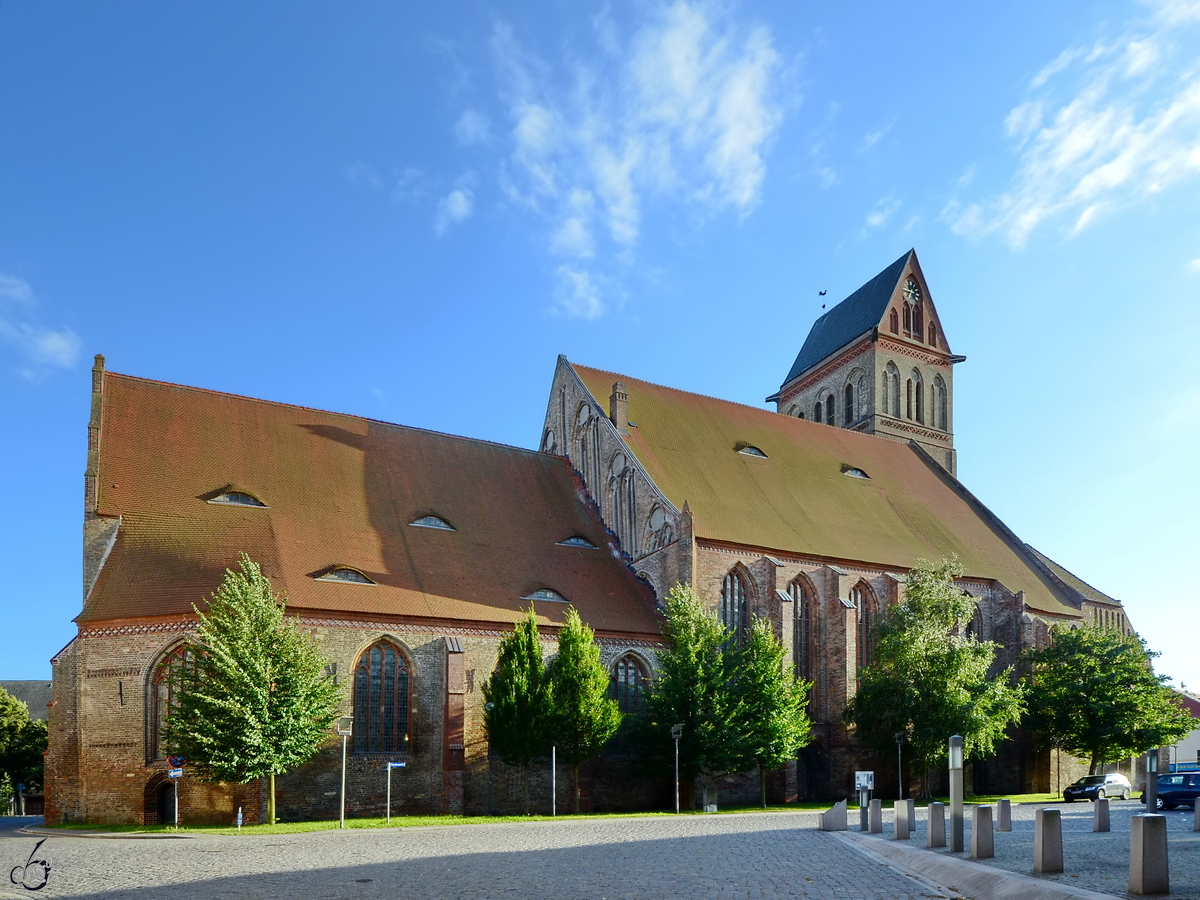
[[168, 768, 183, 778], [388, 761, 407, 769]]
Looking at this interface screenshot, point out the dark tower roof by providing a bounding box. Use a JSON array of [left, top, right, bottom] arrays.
[[780, 250, 913, 388]]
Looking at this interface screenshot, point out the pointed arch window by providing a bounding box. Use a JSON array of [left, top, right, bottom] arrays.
[[151, 644, 197, 761], [610, 654, 649, 717], [844, 383, 854, 425], [883, 362, 901, 418], [933, 375, 948, 431], [852, 583, 878, 672], [912, 303, 924, 341], [889, 309, 899, 334], [928, 323, 938, 347], [825, 392, 837, 427], [814, 400, 823, 424], [353, 641, 411, 754], [720, 570, 749, 642], [609, 452, 637, 553], [903, 303, 912, 334], [788, 579, 816, 689]]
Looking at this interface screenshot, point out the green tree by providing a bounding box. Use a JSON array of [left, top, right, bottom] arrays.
[[639, 584, 738, 808], [728, 617, 812, 807], [547, 607, 623, 812], [844, 557, 1025, 793], [482, 606, 552, 814], [161, 553, 342, 824], [0, 688, 48, 809], [1025, 625, 1193, 773]]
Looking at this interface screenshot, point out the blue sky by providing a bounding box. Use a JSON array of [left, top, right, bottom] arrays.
[[2, 1, 1199, 690]]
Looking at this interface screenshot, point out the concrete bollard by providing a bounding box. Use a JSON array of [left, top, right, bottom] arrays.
[[869, 798, 882, 834], [997, 797, 1011, 832], [972, 805, 995, 859], [905, 798, 916, 835], [818, 799, 848, 832], [1034, 808, 1063, 874], [928, 801, 945, 848], [1094, 797, 1110, 832], [1129, 814, 1169, 895], [894, 799, 910, 840]]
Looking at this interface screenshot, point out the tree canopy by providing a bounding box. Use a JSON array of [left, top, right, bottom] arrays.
[[161, 553, 342, 824], [547, 606, 623, 812], [482, 606, 552, 813], [844, 557, 1025, 790], [0, 687, 48, 805], [1025, 625, 1193, 773]]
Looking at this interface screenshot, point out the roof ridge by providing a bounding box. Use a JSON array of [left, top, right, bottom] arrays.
[[104, 370, 549, 460]]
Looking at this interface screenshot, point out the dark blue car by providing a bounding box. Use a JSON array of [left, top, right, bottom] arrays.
[[1140, 773, 1200, 810]]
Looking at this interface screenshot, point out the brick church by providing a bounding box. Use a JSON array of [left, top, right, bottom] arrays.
[[46, 250, 1133, 824]]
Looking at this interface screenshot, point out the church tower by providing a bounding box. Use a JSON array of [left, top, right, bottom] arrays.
[[767, 249, 964, 475]]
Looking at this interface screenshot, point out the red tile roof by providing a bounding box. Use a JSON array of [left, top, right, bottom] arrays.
[[81, 372, 662, 639]]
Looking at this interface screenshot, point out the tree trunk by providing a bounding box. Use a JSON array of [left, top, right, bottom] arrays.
[[682, 774, 696, 810], [522, 762, 530, 815], [1089, 753, 1099, 776], [268, 772, 276, 825], [574, 763, 581, 814], [759, 763, 767, 808]]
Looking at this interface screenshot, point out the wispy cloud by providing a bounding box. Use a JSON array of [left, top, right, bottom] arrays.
[[947, 0, 1200, 247], [1186, 256, 1200, 273], [488, 2, 784, 317], [0, 274, 81, 378], [454, 109, 492, 146], [863, 196, 901, 232], [434, 175, 476, 236], [860, 118, 895, 151]]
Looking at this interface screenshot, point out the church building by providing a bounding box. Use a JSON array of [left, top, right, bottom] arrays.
[[46, 250, 1133, 823]]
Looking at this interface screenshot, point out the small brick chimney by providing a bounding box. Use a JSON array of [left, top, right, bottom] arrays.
[[609, 382, 629, 435]]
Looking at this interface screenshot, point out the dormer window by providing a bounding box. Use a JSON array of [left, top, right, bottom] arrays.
[[315, 567, 376, 585], [557, 536, 598, 549], [409, 515, 455, 531], [207, 490, 267, 508], [735, 443, 768, 458], [523, 588, 567, 602], [842, 466, 870, 479]]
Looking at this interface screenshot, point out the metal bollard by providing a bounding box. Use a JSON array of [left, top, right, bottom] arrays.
[[972, 805, 994, 859], [1194, 801, 1200, 833], [905, 798, 916, 836], [927, 801, 945, 848], [997, 797, 1011, 832], [1129, 814, 1169, 895], [894, 799, 910, 840], [869, 798, 882, 834], [1034, 808, 1063, 874], [1094, 797, 1110, 832]]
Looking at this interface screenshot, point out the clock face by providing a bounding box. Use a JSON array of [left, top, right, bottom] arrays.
[[903, 278, 921, 304]]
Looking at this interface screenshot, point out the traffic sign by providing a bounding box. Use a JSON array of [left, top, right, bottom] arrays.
[[168, 755, 186, 767], [388, 761, 407, 769], [168, 768, 183, 779]]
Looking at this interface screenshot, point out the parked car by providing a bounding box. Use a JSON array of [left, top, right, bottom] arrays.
[[1139, 773, 1200, 810], [1063, 772, 1132, 802]]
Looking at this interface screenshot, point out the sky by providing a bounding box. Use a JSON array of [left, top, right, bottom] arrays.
[[2, 0, 1199, 690]]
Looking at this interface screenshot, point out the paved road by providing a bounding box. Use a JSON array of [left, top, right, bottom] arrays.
[[1, 813, 954, 900]]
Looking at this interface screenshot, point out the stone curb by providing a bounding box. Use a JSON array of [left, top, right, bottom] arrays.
[[17, 825, 191, 840], [836, 831, 1120, 900]]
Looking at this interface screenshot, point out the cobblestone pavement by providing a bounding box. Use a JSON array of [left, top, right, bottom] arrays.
[[1, 813, 956, 900], [864, 799, 1200, 899]]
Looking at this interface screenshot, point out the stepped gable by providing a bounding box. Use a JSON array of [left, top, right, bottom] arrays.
[[571, 362, 1079, 619], [80, 372, 660, 638]]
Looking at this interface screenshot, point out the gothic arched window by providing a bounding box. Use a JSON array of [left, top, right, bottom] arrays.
[[884, 363, 901, 418], [933, 375, 948, 431], [928, 323, 938, 347], [609, 453, 637, 555], [720, 570, 749, 641], [912, 303, 924, 341], [889, 308, 899, 334], [353, 641, 411, 754], [911, 369, 925, 424], [852, 583, 878, 671], [903, 303, 912, 334], [814, 400, 823, 424], [789, 579, 816, 689], [844, 383, 854, 425], [610, 654, 649, 716], [151, 644, 196, 761], [825, 392, 837, 427]]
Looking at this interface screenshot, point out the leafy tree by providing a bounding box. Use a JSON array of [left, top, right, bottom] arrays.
[[728, 617, 812, 807], [639, 584, 739, 808], [161, 553, 342, 824], [547, 607, 623, 812], [482, 606, 553, 814], [0, 688, 48, 809], [1025, 625, 1193, 773], [844, 557, 1025, 793]]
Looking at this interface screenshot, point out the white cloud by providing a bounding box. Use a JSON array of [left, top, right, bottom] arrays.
[[864, 197, 901, 230], [949, 1, 1200, 247], [860, 118, 895, 151], [0, 274, 81, 377], [1186, 257, 1200, 273], [434, 185, 475, 236], [454, 109, 492, 146], [488, 2, 784, 318]]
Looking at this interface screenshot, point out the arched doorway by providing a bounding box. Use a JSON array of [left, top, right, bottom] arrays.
[[143, 776, 175, 825]]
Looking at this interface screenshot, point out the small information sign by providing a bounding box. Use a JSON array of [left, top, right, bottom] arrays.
[[388, 761, 407, 769], [854, 771, 874, 791]]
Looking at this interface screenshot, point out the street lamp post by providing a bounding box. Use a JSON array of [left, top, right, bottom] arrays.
[[949, 735, 964, 852], [336, 716, 354, 829], [670, 724, 684, 814]]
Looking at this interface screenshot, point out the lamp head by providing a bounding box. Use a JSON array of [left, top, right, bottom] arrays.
[[948, 735, 963, 770]]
